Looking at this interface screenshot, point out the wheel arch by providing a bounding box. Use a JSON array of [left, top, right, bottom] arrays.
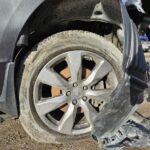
[[12, 0, 120, 60]]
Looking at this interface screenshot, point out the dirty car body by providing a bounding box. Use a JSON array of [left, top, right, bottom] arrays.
[[0, 0, 149, 148]]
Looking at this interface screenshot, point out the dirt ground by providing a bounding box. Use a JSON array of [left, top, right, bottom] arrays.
[[0, 119, 149, 150], [0, 119, 100, 150]]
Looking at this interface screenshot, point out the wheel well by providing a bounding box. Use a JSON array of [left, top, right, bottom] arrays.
[[13, 0, 121, 60], [14, 20, 119, 79]]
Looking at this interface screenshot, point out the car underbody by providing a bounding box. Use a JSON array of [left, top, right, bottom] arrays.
[[0, 0, 150, 149]]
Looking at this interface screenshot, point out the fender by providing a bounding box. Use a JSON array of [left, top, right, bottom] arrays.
[[0, 0, 44, 94], [0, 0, 45, 116]]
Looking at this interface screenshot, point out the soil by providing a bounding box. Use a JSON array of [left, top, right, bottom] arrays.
[[0, 119, 99, 150], [0, 119, 149, 150]]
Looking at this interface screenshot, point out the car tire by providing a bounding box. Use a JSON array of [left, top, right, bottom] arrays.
[[18, 30, 123, 143]]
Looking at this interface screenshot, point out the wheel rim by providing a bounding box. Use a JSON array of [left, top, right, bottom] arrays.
[[33, 50, 118, 135]]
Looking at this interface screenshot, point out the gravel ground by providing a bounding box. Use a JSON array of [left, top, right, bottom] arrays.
[[0, 119, 150, 150], [0, 119, 99, 150]]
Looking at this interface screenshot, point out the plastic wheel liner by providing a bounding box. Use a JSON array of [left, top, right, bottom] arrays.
[[91, 0, 149, 148]]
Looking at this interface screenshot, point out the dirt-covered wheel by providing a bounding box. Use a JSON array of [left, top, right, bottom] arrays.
[[18, 30, 122, 143]]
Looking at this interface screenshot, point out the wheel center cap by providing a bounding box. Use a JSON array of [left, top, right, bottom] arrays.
[[72, 87, 82, 99]]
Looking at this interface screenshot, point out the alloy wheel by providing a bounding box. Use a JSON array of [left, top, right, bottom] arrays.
[[33, 50, 118, 135]]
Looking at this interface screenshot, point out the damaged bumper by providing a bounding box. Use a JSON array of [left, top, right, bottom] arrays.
[[92, 0, 149, 147]]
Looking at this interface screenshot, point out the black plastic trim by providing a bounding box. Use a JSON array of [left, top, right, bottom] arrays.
[[0, 63, 18, 117]]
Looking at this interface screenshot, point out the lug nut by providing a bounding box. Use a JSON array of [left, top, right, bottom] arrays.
[[72, 99, 78, 105], [73, 83, 78, 87], [82, 96, 88, 101], [83, 86, 88, 91], [66, 91, 71, 97]]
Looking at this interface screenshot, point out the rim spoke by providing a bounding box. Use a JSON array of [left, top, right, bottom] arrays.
[[84, 60, 112, 86], [81, 101, 98, 126], [66, 51, 82, 82], [36, 95, 67, 116], [37, 67, 69, 90], [58, 104, 77, 134], [86, 89, 112, 101]]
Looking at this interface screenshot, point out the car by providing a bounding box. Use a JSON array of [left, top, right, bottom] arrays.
[[0, 0, 149, 146]]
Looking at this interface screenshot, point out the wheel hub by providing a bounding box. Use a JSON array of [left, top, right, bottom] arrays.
[[71, 83, 84, 99], [67, 83, 89, 105]]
